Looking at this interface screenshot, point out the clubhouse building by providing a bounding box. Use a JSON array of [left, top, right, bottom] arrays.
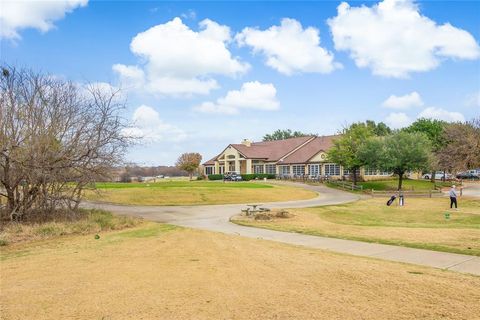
[[202, 135, 391, 180]]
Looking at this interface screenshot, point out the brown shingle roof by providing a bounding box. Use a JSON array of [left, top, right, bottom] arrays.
[[203, 135, 339, 165], [281, 135, 337, 164], [231, 136, 314, 161], [203, 156, 217, 166]]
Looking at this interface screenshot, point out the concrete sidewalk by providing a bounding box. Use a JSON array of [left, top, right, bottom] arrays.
[[84, 182, 480, 276]]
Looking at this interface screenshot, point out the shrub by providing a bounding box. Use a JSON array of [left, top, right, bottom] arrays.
[[254, 213, 272, 220], [208, 174, 224, 180], [241, 174, 276, 181], [240, 174, 256, 181], [275, 210, 291, 218]]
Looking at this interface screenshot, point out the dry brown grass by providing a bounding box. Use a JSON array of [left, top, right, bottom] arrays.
[[1, 224, 479, 320], [0, 210, 141, 246], [232, 197, 480, 256]]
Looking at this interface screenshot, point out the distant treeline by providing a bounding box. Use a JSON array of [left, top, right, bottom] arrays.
[[112, 165, 189, 182]]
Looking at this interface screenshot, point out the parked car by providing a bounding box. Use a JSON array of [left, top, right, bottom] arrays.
[[422, 171, 453, 180], [456, 172, 480, 180], [223, 172, 243, 181], [466, 169, 480, 176]]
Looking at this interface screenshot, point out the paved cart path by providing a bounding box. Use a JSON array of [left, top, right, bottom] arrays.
[[84, 182, 480, 276]]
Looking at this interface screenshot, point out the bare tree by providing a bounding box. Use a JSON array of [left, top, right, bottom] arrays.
[[437, 118, 480, 173], [0, 66, 131, 220], [175, 153, 202, 181]]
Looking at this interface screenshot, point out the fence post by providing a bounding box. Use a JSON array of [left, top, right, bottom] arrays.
[[371, 189, 374, 198]]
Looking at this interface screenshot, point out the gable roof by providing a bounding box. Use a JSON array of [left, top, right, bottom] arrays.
[[202, 135, 339, 165], [231, 136, 314, 161], [203, 156, 217, 166], [280, 135, 337, 164]]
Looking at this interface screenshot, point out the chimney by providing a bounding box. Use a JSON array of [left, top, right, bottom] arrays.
[[241, 139, 251, 147]]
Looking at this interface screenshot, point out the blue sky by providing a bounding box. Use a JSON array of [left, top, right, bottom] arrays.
[[1, 0, 479, 165]]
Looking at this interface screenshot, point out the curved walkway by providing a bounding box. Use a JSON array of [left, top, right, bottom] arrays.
[[84, 182, 479, 276], [461, 181, 480, 198]]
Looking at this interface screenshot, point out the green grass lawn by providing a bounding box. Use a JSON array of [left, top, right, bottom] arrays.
[[357, 179, 453, 191], [93, 181, 274, 189], [232, 197, 480, 255], [85, 180, 317, 206]]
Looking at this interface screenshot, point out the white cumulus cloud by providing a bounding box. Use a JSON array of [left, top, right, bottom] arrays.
[[417, 107, 465, 123], [465, 91, 480, 108], [382, 91, 424, 109], [0, 0, 88, 39], [236, 18, 341, 75], [385, 106, 466, 130], [113, 17, 249, 97], [385, 112, 413, 129], [194, 81, 279, 114], [328, 0, 480, 78], [123, 105, 186, 142]]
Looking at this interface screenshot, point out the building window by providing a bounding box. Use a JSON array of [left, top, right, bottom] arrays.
[[205, 166, 214, 175], [325, 164, 340, 176], [379, 170, 391, 176], [308, 164, 320, 177], [292, 165, 305, 176], [364, 167, 377, 176], [254, 165, 264, 174], [343, 168, 360, 176], [228, 162, 236, 172], [219, 166, 225, 174], [279, 165, 290, 175], [265, 164, 276, 174]]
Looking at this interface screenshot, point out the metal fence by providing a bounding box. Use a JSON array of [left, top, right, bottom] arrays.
[[369, 189, 443, 198], [327, 180, 364, 191]]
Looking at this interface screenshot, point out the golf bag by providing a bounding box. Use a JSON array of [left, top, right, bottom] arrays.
[[386, 195, 396, 206]]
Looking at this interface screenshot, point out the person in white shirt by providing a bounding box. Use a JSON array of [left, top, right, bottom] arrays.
[[449, 185, 458, 209]]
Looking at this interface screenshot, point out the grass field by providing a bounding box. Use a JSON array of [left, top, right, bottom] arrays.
[[84, 180, 316, 205], [1, 223, 479, 320], [232, 197, 480, 256], [356, 179, 453, 191]]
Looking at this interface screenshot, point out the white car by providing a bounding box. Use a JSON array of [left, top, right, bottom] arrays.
[[422, 172, 453, 180]]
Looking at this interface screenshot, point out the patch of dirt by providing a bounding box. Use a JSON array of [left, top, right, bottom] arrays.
[[1, 227, 479, 320]]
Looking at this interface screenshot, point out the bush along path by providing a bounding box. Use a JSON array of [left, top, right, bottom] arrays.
[[83, 181, 480, 276]]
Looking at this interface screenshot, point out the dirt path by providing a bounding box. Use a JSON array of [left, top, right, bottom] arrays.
[[83, 182, 480, 276]]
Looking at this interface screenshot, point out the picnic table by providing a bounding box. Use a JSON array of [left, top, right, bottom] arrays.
[[247, 204, 262, 212], [241, 204, 264, 216]]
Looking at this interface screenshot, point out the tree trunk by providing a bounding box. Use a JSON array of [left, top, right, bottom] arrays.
[[6, 187, 16, 214], [398, 172, 404, 190], [189, 172, 193, 181], [430, 170, 435, 183], [352, 167, 358, 186]]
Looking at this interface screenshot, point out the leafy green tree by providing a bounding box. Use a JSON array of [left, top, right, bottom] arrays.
[[175, 153, 202, 181], [366, 120, 392, 136], [359, 131, 433, 190], [405, 118, 446, 180], [263, 129, 311, 141], [327, 123, 374, 185]]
